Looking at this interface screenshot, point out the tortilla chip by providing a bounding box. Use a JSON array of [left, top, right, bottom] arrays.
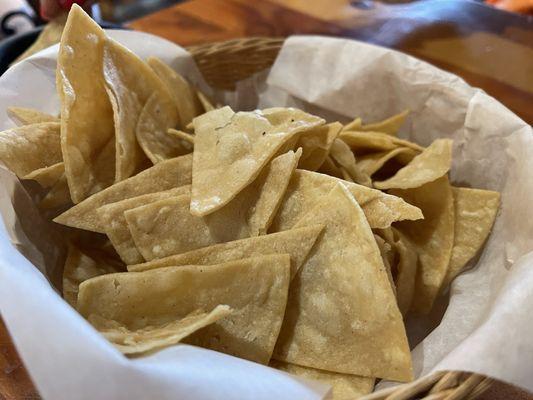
[[357, 148, 417, 177], [39, 174, 72, 209], [168, 129, 195, 144], [374, 139, 452, 190], [330, 138, 371, 186], [63, 245, 119, 307], [13, 13, 67, 63], [136, 92, 190, 163], [441, 187, 499, 290], [128, 224, 324, 280], [375, 234, 396, 296], [89, 305, 231, 355], [317, 156, 343, 178], [270, 169, 423, 232], [391, 176, 455, 314], [270, 361, 375, 400], [78, 255, 291, 364], [147, 57, 203, 127], [273, 184, 412, 382], [340, 167, 354, 183], [125, 193, 250, 261], [248, 149, 302, 236], [102, 38, 177, 180], [96, 186, 191, 264], [340, 131, 424, 154], [0, 122, 62, 178], [296, 122, 341, 171], [7, 107, 58, 126], [360, 110, 410, 136], [191, 107, 324, 216], [57, 5, 115, 203], [197, 90, 215, 112], [342, 117, 362, 132], [53, 154, 192, 233], [23, 162, 64, 188]]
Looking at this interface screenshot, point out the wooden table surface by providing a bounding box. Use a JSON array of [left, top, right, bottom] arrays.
[[1, 0, 532, 399]]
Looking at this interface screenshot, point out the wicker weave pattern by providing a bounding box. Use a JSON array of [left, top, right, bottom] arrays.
[[187, 36, 492, 400]]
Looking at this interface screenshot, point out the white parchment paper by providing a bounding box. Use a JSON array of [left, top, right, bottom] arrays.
[[0, 33, 532, 399]]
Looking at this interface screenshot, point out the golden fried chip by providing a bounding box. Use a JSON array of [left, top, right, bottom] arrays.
[[375, 234, 396, 296], [136, 92, 190, 163], [391, 176, 455, 314], [7, 107, 58, 126], [23, 162, 64, 188], [340, 131, 423, 154], [128, 224, 324, 279], [248, 149, 301, 236], [374, 139, 452, 190], [197, 90, 215, 112], [441, 187, 499, 290], [147, 57, 203, 127], [57, 5, 115, 203], [62, 245, 119, 307], [39, 174, 72, 209], [357, 147, 417, 177], [330, 138, 371, 186], [102, 38, 177, 180], [191, 107, 324, 216], [296, 122, 341, 171], [53, 154, 192, 233], [342, 117, 361, 132], [96, 186, 191, 264], [125, 193, 249, 261], [0, 122, 61, 177], [360, 110, 410, 136], [270, 360, 375, 400], [270, 169, 423, 232], [89, 305, 231, 355], [78, 255, 291, 364], [317, 156, 343, 178], [168, 129, 195, 144], [273, 184, 412, 382]]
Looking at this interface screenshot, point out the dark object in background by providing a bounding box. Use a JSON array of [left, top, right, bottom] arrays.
[[0, 27, 42, 75]]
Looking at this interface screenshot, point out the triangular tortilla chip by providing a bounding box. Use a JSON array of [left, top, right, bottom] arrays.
[[330, 138, 371, 186], [7, 107, 58, 126], [297, 122, 341, 172], [147, 57, 203, 127], [53, 154, 192, 233], [342, 117, 361, 132], [270, 360, 375, 400], [357, 147, 417, 177], [128, 224, 324, 279], [0, 122, 61, 177], [390, 176, 455, 314], [125, 193, 250, 261], [191, 107, 324, 216], [375, 234, 396, 296], [89, 305, 231, 355], [78, 255, 291, 364], [63, 245, 120, 307], [360, 110, 410, 136], [317, 156, 343, 178], [270, 169, 423, 232], [374, 139, 452, 190], [57, 5, 115, 203], [339, 131, 423, 153], [136, 92, 190, 163], [441, 187, 499, 290], [102, 37, 177, 180], [23, 162, 64, 188], [168, 129, 195, 144], [248, 149, 302, 236], [96, 186, 191, 264], [273, 184, 412, 382]]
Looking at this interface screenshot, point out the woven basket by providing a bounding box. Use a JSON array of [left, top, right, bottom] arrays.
[[187, 37, 493, 400]]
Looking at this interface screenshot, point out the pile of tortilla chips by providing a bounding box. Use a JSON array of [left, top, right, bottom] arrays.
[[0, 5, 501, 398]]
